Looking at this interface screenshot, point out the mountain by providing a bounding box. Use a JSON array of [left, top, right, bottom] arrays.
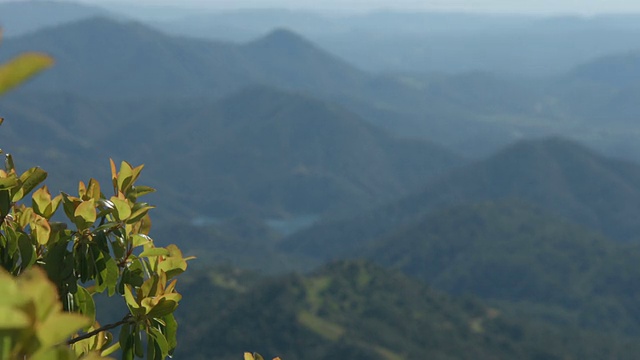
[[238, 28, 367, 92], [0, 17, 367, 100], [108, 86, 464, 218], [0, 17, 253, 99], [281, 137, 640, 261], [1, 85, 462, 220], [0, 15, 593, 159], [566, 51, 640, 89], [0, 1, 113, 37], [155, 10, 640, 76], [363, 201, 640, 335], [175, 260, 640, 359], [0, 92, 114, 193], [548, 51, 640, 129]]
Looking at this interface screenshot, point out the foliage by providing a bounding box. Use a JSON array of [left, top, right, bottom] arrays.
[[0, 29, 53, 96], [0, 33, 192, 359], [177, 260, 640, 360], [244, 353, 280, 360], [0, 266, 94, 359]]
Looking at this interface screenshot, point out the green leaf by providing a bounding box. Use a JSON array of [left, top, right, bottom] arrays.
[[31, 346, 78, 360], [148, 327, 169, 359], [12, 167, 48, 202], [119, 323, 134, 360], [138, 248, 169, 258], [110, 196, 131, 221], [36, 312, 90, 346], [0, 176, 17, 190], [144, 296, 180, 318], [105, 255, 119, 296], [73, 200, 96, 229], [32, 186, 51, 217], [0, 305, 29, 328], [31, 215, 51, 245], [74, 286, 96, 325], [123, 285, 140, 312], [163, 314, 178, 354], [116, 161, 134, 194], [17, 233, 36, 270], [85, 178, 101, 201], [131, 234, 152, 248], [126, 204, 154, 224], [129, 185, 155, 200], [0, 190, 10, 219], [101, 342, 121, 356], [60, 193, 79, 222], [0, 52, 54, 95], [134, 324, 144, 358]]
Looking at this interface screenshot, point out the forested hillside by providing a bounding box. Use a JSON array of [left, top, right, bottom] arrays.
[[175, 261, 640, 360]]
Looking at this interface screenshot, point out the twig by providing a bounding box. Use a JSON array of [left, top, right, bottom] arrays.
[[67, 314, 133, 345]]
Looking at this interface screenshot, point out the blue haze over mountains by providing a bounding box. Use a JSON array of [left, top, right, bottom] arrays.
[[5, 1, 640, 358]]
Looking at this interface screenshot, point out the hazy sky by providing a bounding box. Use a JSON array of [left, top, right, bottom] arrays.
[[63, 0, 640, 15]]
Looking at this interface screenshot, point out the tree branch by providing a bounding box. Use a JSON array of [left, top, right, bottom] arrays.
[[67, 314, 133, 345]]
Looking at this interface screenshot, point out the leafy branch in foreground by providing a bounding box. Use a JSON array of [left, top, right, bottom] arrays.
[[0, 27, 279, 360], [0, 154, 194, 358], [0, 31, 193, 359]]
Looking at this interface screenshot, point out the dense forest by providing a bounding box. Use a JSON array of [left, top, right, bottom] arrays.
[[3, 1, 640, 358]]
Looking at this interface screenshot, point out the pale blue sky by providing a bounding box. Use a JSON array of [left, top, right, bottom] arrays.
[[64, 0, 640, 15]]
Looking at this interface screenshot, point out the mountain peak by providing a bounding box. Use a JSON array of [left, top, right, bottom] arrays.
[[246, 27, 315, 51]]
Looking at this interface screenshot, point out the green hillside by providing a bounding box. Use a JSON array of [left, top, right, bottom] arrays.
[[174, 261, 640, 359], [364, 201, 640, 334]]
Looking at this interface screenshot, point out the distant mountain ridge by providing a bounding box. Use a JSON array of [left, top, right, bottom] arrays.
[[1, 85, 463, 219], [109, 86, 464, 218], [0, 17, 367, 100], [282, 137, 640, 260]]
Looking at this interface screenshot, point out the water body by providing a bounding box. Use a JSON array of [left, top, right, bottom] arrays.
[[191, 215, 319, 235]]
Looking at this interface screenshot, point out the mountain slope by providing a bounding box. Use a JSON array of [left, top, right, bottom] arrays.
[[111, 86, 464, 217], [364, 201, 640, 334], [0, 17, 254, 99], [0, 17, 367, 100], [239, 28, 367, 92], [175, 260, 640, 360], [282, 137, 640, 260]]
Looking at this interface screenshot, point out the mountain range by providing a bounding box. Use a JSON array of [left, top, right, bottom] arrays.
[[7, 1, 640, 76], [5, 15, 640, 161], [2, 84, 463, 220], [282, 137, 640, 262], [5, 3, 640, 358], [0, 17, 368, 100]]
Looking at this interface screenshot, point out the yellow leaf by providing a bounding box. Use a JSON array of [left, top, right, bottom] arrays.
[[32, 186, 52, 216], [74, 199, 96, 227], [37, 312, 91, 346], [31, 214, 51, 245], [0, 52, 53, 95], [110, 196, 131, 221], [0, 305, 30, 328]]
